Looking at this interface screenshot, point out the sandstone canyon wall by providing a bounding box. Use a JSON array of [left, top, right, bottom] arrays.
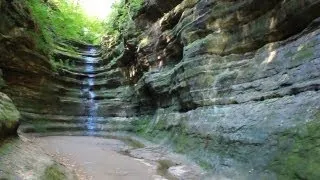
[[100, 0, 320, 179], [0, 0, 319, 179]]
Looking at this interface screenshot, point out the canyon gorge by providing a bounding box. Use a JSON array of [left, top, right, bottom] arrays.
[[0, 0, 320, 179]]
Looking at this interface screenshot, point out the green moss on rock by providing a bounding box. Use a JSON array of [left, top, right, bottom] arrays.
[[131, 117, 213, 170], [42, 164, 67, 180], [156, 159, 176, 177], [28, 119, 52, 133], [131, 118, 150, 134], [293, 46, 314, 63], [269, 112, 320, 180], [0, 92, 20, 138]]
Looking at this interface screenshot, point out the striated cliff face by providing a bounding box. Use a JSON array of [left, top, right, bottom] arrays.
[[0, 0, 57, 116], [101, 0, 320, 179], [0, 0, 23, 139], [0, 0, 139, 136], [0, 0, 124, 120], [0, 0, 320, 179]]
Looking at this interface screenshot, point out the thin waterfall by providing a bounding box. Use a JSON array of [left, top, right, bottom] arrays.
[[82, 47, 99, 134]]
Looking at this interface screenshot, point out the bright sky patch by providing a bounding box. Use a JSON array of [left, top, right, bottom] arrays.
[[78, 0, 117, 19]]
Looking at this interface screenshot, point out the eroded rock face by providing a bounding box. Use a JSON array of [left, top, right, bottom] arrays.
[[0, 0, 58, 118], [0, 92, 20, 138], [101, 0, 320, 179], [0, 1, 99, 121], [135, 0, 184, 29], [0, 0, 320, 178]]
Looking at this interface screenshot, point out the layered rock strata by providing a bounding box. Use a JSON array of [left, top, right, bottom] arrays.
[[0, 0, 320, 179], [100, 0, 320, 179], [0, 0, 137, 134]]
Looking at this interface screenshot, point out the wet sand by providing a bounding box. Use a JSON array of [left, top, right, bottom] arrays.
[[37, 136, 160, 180]]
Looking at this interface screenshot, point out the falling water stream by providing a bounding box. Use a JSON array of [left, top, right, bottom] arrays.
[[1, 47, 195, 180], [83, 48, 99, 133]]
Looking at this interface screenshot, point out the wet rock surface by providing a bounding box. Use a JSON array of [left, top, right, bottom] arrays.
[[23, 133, 206, 180], [36, 136, 160, 180]]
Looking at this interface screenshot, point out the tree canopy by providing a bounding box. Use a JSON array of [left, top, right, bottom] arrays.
[[26, 0, 144, 53]]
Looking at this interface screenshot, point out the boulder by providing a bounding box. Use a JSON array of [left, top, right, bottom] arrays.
[[0, 92, 20, 138]]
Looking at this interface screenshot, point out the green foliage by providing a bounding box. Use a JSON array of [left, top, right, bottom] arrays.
[[50, 58, 75, 72], [42, 164, 67, 180], [26, 0, 105, 51], [26, 0, 144, 53], [104, 0, 144, 40], [25, 0, 54, 53], [131, 118, 150, 134]]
